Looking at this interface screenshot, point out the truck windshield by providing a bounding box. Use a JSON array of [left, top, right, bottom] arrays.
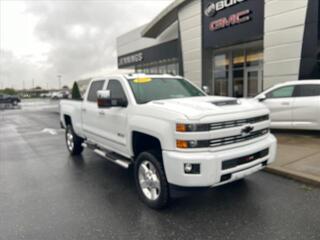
[[128, 78, 205, 104]]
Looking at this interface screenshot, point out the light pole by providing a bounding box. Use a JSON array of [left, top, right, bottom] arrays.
[[57, 75, 62, 90]]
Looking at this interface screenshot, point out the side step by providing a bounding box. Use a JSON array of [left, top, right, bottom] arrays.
[[81, 143, 132, 169]]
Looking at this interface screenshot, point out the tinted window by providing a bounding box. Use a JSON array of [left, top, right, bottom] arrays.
[[294, 84, 320, 97], [87, 80, 105, 102], [107, 80, 127, 100], [266, 86, 294, 98]]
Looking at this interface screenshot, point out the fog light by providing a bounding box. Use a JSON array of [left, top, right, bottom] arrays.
[[184, 163, 193, 173], [184, 163, 201, 174]]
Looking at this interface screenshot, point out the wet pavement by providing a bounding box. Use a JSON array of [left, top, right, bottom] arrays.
[[0, 102, 320, 240]]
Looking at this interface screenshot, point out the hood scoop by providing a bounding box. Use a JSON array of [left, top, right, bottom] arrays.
[[210, 99, 239, 107]]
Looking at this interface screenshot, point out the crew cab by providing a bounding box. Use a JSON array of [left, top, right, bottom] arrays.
[[60, 74, 277, 209]]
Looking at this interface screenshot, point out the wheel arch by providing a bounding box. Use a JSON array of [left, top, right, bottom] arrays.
[[131, 131, 163, 160], [63, 114, 72, 127]]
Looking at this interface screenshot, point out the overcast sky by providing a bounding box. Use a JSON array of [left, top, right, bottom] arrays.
[[0, 0, 173, 89]]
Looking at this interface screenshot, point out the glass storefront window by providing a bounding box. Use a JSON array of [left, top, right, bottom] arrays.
[[213, 54, 229, 96], [214, 54, 229, 69], [232, 50, 245, 69], [214, 71, 229, 96], [213, 46, 263, 98], [150, 67, 158, 74], [233, 69, 244, 97], [167, 63, 178, 75], [134, 59, 179, 75], [158, 65, 167, 74], [247, 71, 259, 97], [246, 49, 263, 67]]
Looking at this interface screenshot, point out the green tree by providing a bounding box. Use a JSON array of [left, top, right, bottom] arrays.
[[71, 81, 82, 100], [1, 88, 17, 95]]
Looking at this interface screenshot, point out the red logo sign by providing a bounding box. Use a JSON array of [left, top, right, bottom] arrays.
[[209, 9, 251, 31]]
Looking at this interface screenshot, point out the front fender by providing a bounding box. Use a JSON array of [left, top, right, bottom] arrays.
[[128, 115, 175, 155]]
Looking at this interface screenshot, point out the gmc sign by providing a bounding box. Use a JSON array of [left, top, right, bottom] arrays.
[[209, 9, 251, 31]]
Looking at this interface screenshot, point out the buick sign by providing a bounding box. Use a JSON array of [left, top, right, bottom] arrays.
[[205, 0, 247, 17]]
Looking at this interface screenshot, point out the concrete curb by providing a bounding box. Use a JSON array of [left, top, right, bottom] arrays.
[[265, 166, 320, 188]]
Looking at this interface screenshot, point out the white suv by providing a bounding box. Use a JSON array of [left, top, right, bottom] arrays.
[[256, 80, 320, 130]]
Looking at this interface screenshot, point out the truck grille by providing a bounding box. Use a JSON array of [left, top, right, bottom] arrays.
[[209, 128, 269, 148], [210, 115, 269, 131]]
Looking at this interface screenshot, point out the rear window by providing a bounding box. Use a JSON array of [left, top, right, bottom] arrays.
[[294, 84, 320, 97]]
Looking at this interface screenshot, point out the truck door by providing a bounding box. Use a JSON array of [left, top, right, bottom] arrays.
[[82, 79, 106, 142], [96, 78, 129, 156]]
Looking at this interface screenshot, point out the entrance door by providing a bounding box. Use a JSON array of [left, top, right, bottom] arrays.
[[245, 69, 262, 97]]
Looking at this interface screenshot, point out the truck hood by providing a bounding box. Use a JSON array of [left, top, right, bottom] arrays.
[[147, 96, 265, 120]]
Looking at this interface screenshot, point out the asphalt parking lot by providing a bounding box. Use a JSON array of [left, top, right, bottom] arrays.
[[1, 101, 320, 240]]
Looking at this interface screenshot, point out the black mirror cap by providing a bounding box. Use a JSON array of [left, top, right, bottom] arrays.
[[97, 98, 112, 108]]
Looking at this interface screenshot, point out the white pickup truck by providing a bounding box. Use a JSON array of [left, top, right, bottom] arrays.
[[60, 74, 277, 209]]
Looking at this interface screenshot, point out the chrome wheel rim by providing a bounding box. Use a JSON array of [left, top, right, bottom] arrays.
[[138, 160, 161, 201], [66, 130, 74, 151]]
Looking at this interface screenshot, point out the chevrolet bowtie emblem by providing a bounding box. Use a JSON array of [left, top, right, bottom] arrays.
[[241, 125, 254, 136]]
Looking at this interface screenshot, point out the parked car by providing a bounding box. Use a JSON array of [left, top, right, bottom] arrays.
[[40, 92, 52, 98], [51, 91, 70, 99], [255, 80, 320, 130], [0, 94, 21, 105], [60, 74, 277, 209]]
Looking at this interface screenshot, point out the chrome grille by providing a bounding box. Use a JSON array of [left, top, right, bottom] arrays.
[[209, 128, 269, 148], [210, 115, 269, 131]]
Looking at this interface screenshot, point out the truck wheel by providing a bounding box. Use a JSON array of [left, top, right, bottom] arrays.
[[134, 151, 169, 209], [65, 125, 83, 155]]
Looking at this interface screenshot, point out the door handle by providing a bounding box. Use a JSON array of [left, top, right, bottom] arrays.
[[281, 102, 290, 106], [99, 111, 105, 116], [81, 108, 86, 112]]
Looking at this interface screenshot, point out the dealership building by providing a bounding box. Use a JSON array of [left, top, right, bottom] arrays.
[[117, 0, 320, 97]]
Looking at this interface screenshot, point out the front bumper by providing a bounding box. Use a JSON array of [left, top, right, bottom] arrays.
[[163, 134, 277, 187]]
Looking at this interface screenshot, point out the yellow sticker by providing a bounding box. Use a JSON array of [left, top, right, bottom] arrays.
[[133, 78, 152, 84]]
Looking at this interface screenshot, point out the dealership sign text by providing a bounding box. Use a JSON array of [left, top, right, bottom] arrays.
[[209, 9, 251, 31], [118, 52, 143, 67], [204, 0, 247, 17]]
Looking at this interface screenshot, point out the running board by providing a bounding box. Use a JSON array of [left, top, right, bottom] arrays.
[[81, 143, 132, 169]]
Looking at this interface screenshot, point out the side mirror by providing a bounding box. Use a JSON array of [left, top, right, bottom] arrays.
[[97, 90, 111, 108], [202, 85, 210, 94], [257, 94, 267, 102], [97, 90, 128, 108]]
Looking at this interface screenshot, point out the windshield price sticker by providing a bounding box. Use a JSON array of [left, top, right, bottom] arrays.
[[133, 78, 152, 84]]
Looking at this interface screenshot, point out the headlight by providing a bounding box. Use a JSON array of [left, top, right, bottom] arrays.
[[176, 123, 209, 132]]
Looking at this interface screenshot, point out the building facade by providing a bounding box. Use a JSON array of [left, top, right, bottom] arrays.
[[117, 0, 320, 97]]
